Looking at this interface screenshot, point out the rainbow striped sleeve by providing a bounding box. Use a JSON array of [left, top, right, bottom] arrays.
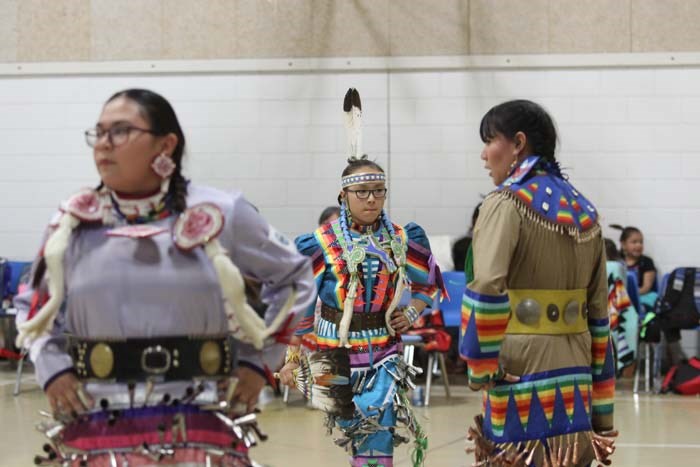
[[293, 233, 326, 335], [459, 287, 511, 385], [403, 222, 440, 306], [588, 317, 615, 428]]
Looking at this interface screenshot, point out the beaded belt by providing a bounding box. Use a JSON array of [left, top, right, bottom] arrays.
[[320, 304, 387, 332]]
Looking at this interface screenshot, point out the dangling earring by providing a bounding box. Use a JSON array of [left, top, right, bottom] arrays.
[[151, 153, 175, 195], [151, 153, 175, 179], [509, 158, 518, 171]]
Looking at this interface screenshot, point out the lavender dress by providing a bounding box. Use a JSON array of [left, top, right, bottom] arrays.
[[15, 184, 316, 466]]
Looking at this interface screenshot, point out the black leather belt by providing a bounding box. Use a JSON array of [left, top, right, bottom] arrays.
[[320, 304, 387, 332], [68, 335, 235, 382]]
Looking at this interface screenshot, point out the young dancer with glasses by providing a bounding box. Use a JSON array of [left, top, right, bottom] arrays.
[[279, 89, 444, 467]]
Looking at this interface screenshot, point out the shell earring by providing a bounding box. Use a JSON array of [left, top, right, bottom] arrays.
[[151, 153, 175, 179]]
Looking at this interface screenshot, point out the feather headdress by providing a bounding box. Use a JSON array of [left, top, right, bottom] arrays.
[[343, 88, 363, 162]]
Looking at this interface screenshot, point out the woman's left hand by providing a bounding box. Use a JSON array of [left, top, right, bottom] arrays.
[[227, 366, 267, 413], [390, 310, 411, 333]]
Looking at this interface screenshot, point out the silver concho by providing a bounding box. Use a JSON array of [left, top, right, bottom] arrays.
[[564, 300, 580, 325], [515, 299, 541, 325]]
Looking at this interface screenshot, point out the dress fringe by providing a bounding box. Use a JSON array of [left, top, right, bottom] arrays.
[[493, 191, 602, 244], [466, 415, 616, 467]]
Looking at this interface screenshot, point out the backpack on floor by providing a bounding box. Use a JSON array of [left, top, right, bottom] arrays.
[[661, 357, 700, 395], [656, 267, 700, 330]]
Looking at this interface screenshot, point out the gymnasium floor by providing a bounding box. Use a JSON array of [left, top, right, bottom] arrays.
[[1, 362, 699, 466]]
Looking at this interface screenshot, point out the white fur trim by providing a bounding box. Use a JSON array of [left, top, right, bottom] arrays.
[[205, 239, 267, 350], [16, 213, 80, 348], [338, 276, 358, 348], [384, 268, 407, 336]]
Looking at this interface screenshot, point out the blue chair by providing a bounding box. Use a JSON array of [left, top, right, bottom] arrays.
[[0, 261, 32, 396], [7, 261, 31, 297], [439, 271, 466, 328], [1, 260, 32, 303]]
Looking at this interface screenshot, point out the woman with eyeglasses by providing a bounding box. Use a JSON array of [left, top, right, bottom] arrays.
[[278, 89, 443, 467], [14, 89, 315, 466]]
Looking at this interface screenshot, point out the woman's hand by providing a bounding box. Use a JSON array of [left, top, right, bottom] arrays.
[[390, 310, 411, 333], [467, 367, 520, 391], [229, 366, 267, 413], [277, 362, 300, 388], [45, 372, 93, 416]]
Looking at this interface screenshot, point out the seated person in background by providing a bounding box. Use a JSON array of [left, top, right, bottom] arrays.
[[610, 224, 657, 304], [318, 206, 340, 226], [451, 203, 481, 272], [605, 238, 624, 267], [611, 225, 687, 368], [604, 238, 638, 375]]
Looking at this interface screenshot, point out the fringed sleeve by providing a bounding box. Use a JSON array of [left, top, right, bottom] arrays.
[[459, 195, 520, 387]]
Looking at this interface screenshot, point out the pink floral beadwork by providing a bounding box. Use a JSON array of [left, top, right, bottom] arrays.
[[64, 189, 103, 222], [151, 153, 176, 179], [173, 203, 224, 251], [106, 225, 168, 239]]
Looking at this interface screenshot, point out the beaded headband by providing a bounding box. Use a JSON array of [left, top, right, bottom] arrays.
[[341, 171, 386, 188]]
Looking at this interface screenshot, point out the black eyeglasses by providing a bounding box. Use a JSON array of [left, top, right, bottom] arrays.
[[84, 125, 158, 148], [345, 188, 388, 199]]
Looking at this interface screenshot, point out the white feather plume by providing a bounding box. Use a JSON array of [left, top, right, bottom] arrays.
[[343, 88, 363, 160]]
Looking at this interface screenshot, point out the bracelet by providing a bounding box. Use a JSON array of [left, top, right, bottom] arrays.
[[403, 306, 421, 325], [284, 346, 301, 365]]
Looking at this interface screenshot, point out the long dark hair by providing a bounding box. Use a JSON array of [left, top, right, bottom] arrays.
[[106, 89, 188, 213], [479, 99, 558, 162]]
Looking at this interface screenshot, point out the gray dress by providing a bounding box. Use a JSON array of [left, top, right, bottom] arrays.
[[15, 184, 316, 389]]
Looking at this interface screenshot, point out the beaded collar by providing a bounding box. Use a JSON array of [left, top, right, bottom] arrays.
[[110, 189, 171, 225], [497, 155, 599, 239]]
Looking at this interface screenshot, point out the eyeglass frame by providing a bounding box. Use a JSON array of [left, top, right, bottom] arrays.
[[84, 124, 160, 148], [344, 188, 388, 200]]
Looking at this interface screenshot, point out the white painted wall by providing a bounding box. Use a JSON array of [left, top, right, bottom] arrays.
[[1, 67, 699, 282]]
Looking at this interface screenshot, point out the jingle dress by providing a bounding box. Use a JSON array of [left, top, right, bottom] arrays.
[[15, 184, 315, 466], [295, 216, 442, 467]]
